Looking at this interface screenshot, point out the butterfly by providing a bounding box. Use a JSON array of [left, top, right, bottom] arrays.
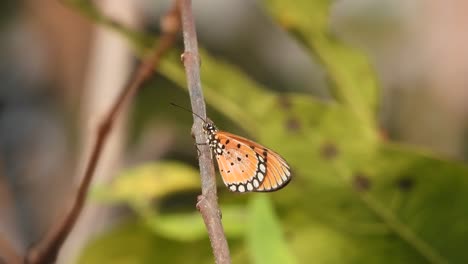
[[203, 121, 291, 192], [171, 103, 292, 193]]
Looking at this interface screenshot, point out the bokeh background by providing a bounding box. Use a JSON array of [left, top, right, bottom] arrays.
[[1, 0, 468, 263]]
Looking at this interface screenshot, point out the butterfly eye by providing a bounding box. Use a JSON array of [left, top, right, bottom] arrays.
[[205, 123, 216, 132]]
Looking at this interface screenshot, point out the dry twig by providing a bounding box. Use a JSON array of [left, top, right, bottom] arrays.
[[177, 0, 231, 263]]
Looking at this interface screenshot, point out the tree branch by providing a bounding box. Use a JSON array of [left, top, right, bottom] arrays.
[[24, 5, 181, 264], [177, 0, 231, 263]]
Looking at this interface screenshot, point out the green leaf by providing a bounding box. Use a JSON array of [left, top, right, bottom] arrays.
[[262, 0, 379, 125], [77, 220, 216, 264], [92, 161, 200, 204], [248, 196, 297, 264], [142, 206, 247, 242], [92, 161, 246, 242]]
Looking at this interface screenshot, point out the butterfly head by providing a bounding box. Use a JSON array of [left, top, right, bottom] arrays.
[[203, 120, 218, 135], [202, 120, 219, 148]]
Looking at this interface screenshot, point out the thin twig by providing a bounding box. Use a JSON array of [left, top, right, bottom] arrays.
[[177, 0, 231, 263], [24, 6, 181, 264]]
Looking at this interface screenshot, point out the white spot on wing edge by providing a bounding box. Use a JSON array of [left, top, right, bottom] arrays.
[[257, 172, 264, 182], [247, 182, 253, 191], [259, 163, 266, 173], [253, 179, 260, 188], [229, 185, 237, 192], [238, 185, 246, 192]]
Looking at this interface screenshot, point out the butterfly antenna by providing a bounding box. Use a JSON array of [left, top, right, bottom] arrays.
[[170, 102, 207, 123]]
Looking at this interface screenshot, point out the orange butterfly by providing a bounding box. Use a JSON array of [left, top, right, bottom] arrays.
[[172, 103, 292, 193], [204, 122, 291, 192]]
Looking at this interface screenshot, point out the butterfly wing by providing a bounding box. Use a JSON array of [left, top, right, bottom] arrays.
[[214, 131, 291, 192]]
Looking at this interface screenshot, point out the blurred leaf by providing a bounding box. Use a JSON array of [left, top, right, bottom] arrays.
[[77, 220, 216, 264], [247, 196, 296, 264], [262, 0, 379, 125], [143, 206, 247, 242], [92, 161, 200, 204], [160, 49, 281, 132], [77, 220, 157, 264], [92, 161, 246, 242]]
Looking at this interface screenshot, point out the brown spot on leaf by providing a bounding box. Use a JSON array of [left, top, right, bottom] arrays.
[[278, 96, 292, 109], [320, 142, 339, 160], [397, 177, 414, 192], [286, 117, 301, 131], [284, 229, 295, 240], [353, 172, 371, 192]]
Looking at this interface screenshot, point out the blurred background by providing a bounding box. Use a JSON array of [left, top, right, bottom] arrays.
[[0, 0, 467, 263]]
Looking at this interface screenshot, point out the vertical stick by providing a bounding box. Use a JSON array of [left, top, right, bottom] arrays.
[[178, 0, 231, 263]]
